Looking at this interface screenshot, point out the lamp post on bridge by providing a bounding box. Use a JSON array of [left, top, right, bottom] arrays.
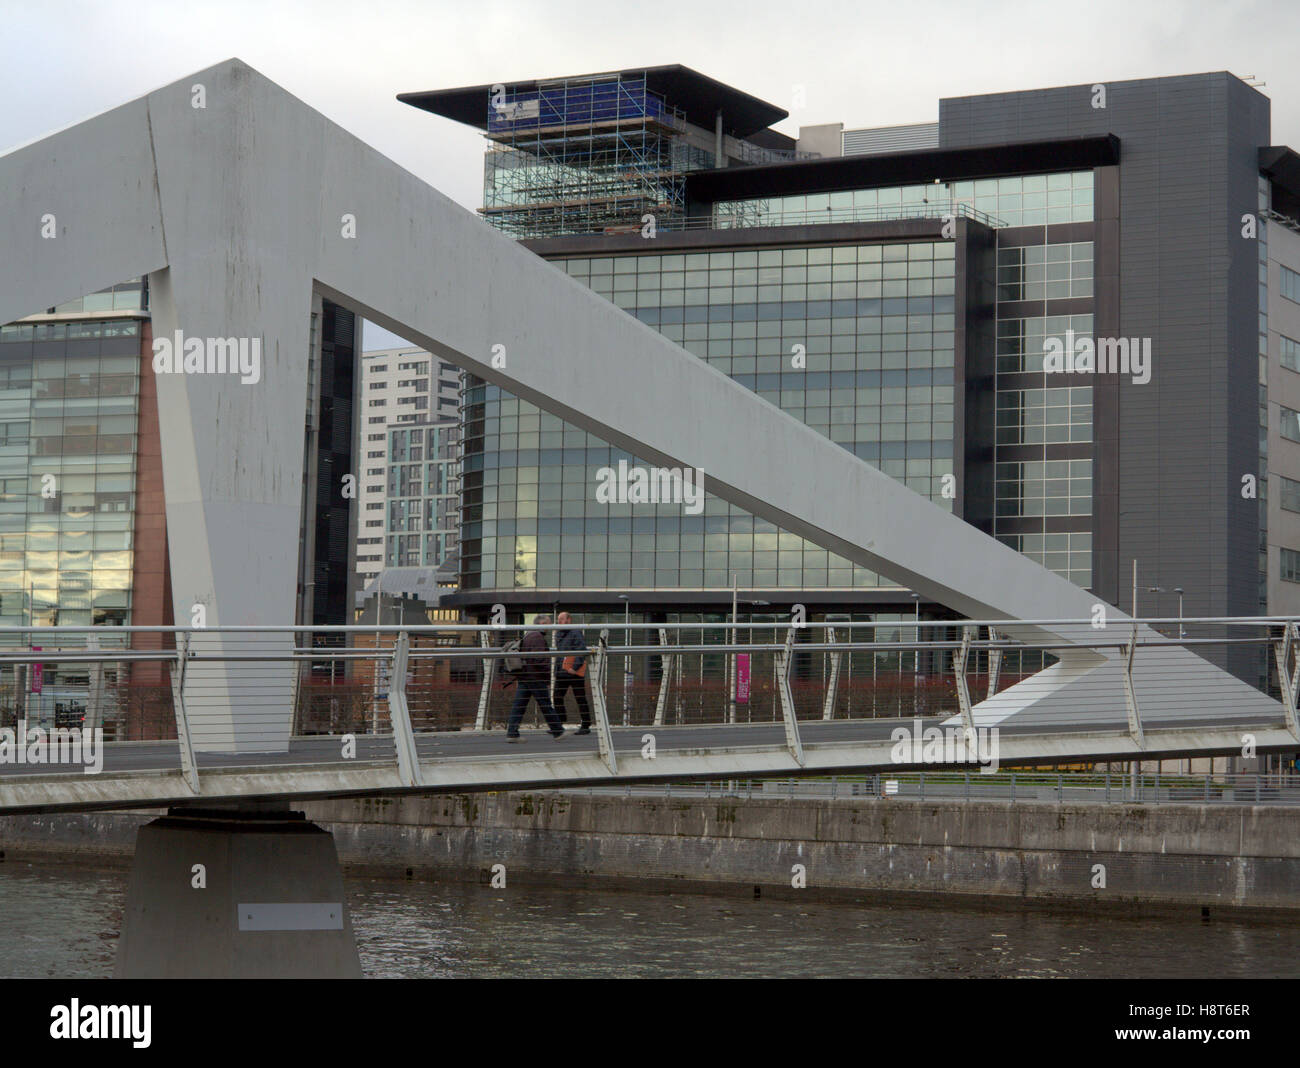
[[911, 592, 922, 717], [618, 594, 631, 725]]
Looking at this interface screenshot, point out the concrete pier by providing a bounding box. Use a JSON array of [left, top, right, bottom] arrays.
[[113, 807, 361, 978]]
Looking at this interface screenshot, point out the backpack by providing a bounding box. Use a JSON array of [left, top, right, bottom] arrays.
[[500, 639, 525, 677]]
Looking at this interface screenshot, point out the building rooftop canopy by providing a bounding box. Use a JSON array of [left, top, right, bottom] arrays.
[[398, 63, 789, 139], [686, 133, 1122, 203], [1261, 146, 1300, 205]]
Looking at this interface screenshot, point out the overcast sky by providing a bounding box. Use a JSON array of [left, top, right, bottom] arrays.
[[5, 0, 1299, 349]]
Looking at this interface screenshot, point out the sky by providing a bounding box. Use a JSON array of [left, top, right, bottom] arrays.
[[4, 0, 1299, 348]]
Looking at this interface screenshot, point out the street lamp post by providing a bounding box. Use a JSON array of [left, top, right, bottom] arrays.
[[618, 594, 631, 724], [744, 599, 768, 725], [1174, 587, 1185, 640], [729, 576, 738, 724], [910, 592, 921, 716]]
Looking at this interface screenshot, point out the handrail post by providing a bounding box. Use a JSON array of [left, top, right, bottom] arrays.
[[388, 631, 423, 787], [85, 633, 104, 735], [776, 626, 805, 766], [474, 628, 496, 732], [170, 631, 200, 794], [653, 627, 672, 727], [986, 626, 1002, 699], [1123, 621, 1144, 748], [589, 629, 618, 774], [821, 625, 842, 720], [955, 625, 975, 742]]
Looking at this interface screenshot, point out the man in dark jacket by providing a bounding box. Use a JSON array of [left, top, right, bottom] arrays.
[[506, 615, 566, 742], [553, 611, 592, 735]]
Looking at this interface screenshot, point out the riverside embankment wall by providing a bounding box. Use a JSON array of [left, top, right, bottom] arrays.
[[5, 794, 1300, 914]]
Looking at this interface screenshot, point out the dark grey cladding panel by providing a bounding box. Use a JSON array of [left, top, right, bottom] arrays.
[[942, 74, 1269, 676]]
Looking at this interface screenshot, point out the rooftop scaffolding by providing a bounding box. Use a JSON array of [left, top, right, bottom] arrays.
[[480, 72, 712, 239]]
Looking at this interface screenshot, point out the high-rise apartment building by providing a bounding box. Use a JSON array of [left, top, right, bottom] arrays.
[[355, 347, 461, 592]]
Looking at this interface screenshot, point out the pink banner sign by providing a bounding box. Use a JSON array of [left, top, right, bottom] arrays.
[[30, 647, 42, 694], [736, 653, 750, 703]]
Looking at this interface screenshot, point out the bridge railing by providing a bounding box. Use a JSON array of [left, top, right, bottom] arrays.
[[0, 617, 1294, 790]]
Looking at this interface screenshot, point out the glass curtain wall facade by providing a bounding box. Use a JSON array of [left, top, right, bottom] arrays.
[[460, 239, 955, 594], [714, 173, 1094, 230], [0, 299, 144, 628], [459, 170, 1100, 601], [719, 172, 1097, 586]]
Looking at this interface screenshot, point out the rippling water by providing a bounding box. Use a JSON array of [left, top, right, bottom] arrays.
[[3, 858, 1300, 978]]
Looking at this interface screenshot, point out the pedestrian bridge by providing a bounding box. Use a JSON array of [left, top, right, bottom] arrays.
[[0, 618, 1292, 815], [1, 59, 1293, 974]]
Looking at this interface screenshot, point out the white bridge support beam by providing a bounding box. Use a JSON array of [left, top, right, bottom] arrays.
[[0, 59, 1284, 754]]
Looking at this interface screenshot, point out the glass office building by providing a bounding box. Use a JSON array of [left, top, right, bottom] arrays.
[[461, 239, 956, 594], [0, 281, 147, 629], [458, 172, 1099, 605], [408, 67, 1289, 682], [714, 173, 1097, 588]]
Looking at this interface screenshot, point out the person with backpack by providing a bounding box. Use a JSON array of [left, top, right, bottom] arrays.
[[553, 611, 592, 736], [505, 615, 567, 742]]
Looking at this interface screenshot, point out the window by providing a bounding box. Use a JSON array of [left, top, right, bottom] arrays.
[[368, 433, 384, 442], [1283, 547, 1300, 583], [369, 381, 387, 390], [1282, 406, 1300, 443], [1282, 475, 1300, 514], [368, 399, 386, 407], [370, 364, 388, 373], [367, 450, 384, 458], [1284, 265, 1300, 304], [1282, 334, 1300, 373], [368, 417, 385, 425]]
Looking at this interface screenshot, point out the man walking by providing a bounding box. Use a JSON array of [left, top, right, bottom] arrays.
[[506, 615, 566, 742], [553, 611, 592, 736]]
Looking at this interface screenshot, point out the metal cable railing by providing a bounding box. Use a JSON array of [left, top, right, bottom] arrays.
[[0, 617, 1294, 796]]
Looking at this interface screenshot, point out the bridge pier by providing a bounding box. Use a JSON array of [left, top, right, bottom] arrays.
[[114, 802, 361, 978]]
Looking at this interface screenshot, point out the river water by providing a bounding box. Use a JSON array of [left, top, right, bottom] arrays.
[[4, 857, 1300, 978]]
